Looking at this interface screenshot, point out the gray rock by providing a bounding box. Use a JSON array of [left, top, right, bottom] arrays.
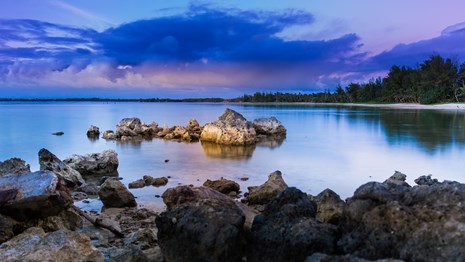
[[64, 149, 119, 177], [86, 125, 100, 137], [152, 177, 168, 187], [115, 118, 159, 138], [315, 188, 346, 224], [156, 195, 245, 262], [0, 171, 73, 221], [414, 174, 439, 186], [247, 187, 336, 262], [128, 179, 146, 189], [0, 227, 104, 262], [203, 178, 240, 195], [38, 148, 85, 187], [201, 108, 257, 145], [0, 158, 31, 176], [252, 116, 287, 137], [162, 185, 233, 210], [98, 178, 137, 208], [102, 130, 116, 139], [246, 170, 288, 205], [0, 214, 17, 244]]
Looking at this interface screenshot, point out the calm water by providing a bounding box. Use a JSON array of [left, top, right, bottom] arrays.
[[1, 102, 465, 211]]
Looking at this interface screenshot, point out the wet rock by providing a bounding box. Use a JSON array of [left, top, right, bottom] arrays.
[[201, 108, 257, 145], [414, 174, 439, 186], [0, 157, 31, 176], [152, 177, 169, 187], [156, 195, 245, 262], [52, 131, 64, 136], [0, 171, 73, 221], [252, 116, 286, 137], [38, 148, 85, 187], [71, 191, 88, 201], [315, 188, 346, 224], [129, 179, 146, 189], [64, 150, 119, 177], [162, 185, 233, 210], [0, 227, 104, 262], [203, 178, 240, 195], [98, 179, 137, 208], [86, 125, 100, 137], [22, 208, 83, 232], [116, 117, 159, 138], [76, 183, 99, 196], [248, 187, 336, 262], [246, 170, 288, 205], [102, 130, 116, 139]]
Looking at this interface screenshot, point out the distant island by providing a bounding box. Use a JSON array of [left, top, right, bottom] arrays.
[[2, 55, 464, 105]]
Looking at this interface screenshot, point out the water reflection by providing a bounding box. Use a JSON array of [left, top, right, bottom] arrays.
[[256, 136, 285, 148], [201, 141, 256, 160]]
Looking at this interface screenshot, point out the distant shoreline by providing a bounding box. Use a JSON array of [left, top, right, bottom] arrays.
[[1, 99, 465, 109]]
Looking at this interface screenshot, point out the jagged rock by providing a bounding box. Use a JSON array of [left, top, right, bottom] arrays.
[[203, 178, 240, 195], [315, 189, 346, 224], [0, 214, 17, 244], [162, 185, 233, 210], [248, 187, 336, 262], [38, 148, 85, 187], [87, 125, 100, 137], [0, 171, 73, 221], [201, 108, 257, 145], [98, 179, 137, 208], [414, 174, 439, 186], [339, 173, 465, 261], [128, 179, 146, 189], [0, 158, 31, 176], [246, 170, 288, 205], [64, 150, 119, 177], [156, 194, 245, 262], [102, 130, 116, 139], [22, 208, 83, 232], [76, 183, 99, 195], [116, 118, 159, 138], [0, 227, 104, 262], [252, 116, 287, 137]]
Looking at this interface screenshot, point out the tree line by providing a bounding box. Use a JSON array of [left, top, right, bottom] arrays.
[[236, 55, 465, 104]]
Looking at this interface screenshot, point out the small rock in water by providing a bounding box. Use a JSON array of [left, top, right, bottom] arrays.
[[155, 195, 161, 198], [164, 159, 170, 163], [52, 132, 64, 136], [239, 177, 249, 181]]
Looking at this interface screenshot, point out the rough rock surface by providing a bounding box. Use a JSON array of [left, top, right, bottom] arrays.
[[0, 171, 73, 221], [128, 179, 146, 189], [201, 108, 257, 145], [86, 125, 100, 137], [315, 189, 346, 224], [414, 174, 439, 186], [157, 119, 203, 142], [246, 170, 288, 205], [248, 187, 336, 262], [0, 214, 17, 244], [162, 185, 233, 210], [64, 150, 119, 177], [116, 117, 159, 138], [156, 195, 245, 262], [102, 130, 116, 139], [98, 179, 137, 208], [0, 227, 104, 262], [252, 116, 287, 137], [0, 158, 31, 176], [203, 178, 240, 195], [38, 148, 85, 187]]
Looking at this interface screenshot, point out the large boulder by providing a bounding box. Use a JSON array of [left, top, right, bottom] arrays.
[[162, 185, 232, 210], [38, 148, 85, 187], [203, 178, 240, 195], [98, 178, 137, 208], [0, 227, 104, 262], [201, 108, 257, 145], [247, 187, 336, 262], [156, 189, 245, 262], [64, 150, 119, 177], [338, 172, 465, 261], [252, 116, 286, 137], [0, 158, 31, 176], [0, 171, 73, 221], [246, 170, 288, 205]]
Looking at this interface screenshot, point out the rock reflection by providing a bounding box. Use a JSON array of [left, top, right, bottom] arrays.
[[201, 141, 256, 160], [256, 135, 285, 149]]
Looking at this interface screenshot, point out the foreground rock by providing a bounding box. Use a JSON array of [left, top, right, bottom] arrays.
[[0, 227, 104, 262], [246, 170, 288, 205], [98, 178, 137, 208], [248, 187, 336, 262], [157, 186, 245, 262], [64, 150, 119, 177], [0, 171, 73, 221], [38, 148, 85, 187], [0, 158, 31, 176], [203, 178, 240, 195], [201, 108, 257, 145]]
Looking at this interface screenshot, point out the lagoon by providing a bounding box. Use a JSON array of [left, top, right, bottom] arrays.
[[1, 102, 465, 211]]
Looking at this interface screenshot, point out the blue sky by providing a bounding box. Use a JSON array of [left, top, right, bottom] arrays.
[[1, 0, 465, 98]]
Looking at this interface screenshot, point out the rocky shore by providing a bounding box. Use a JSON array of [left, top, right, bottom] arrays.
[[1, 109, 465, 261]]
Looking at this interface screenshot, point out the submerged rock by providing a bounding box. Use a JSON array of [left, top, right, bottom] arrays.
[[128, 179, 146, 189], [0, 158, 31, 176], [98, 178, 137, 208], [203, 178, 240, 195], [0, 227, 104, 262], [0, 171, 73, 221], [201, 108, 257, 145], [246, 170, 288, 205], [64, 150, 119, 177], [52, 132, 64, 136], [38, 148, 85, 187]]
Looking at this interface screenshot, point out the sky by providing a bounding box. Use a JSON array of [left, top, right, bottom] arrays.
[[1, 0, 465, 98]]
